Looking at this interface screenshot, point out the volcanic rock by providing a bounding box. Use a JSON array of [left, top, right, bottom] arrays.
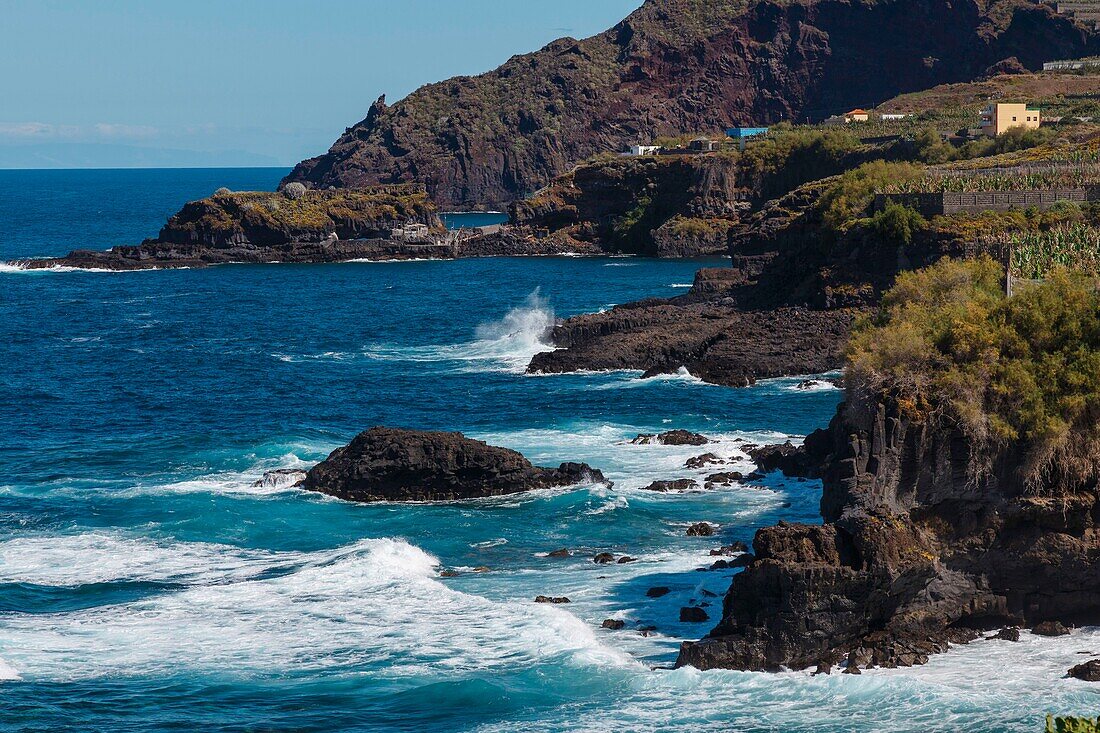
[[631, 430, 710, 446], [992, 627, 1021, 642], [686, 522, 716, 537], [535, 596, 571, 604], [302, 427, 607, 502], [646, 587, 671, 598], [282, 0, 1096, 209], [686, 453, 723, 469], [1034, 621, 1071, 637], [681, 607, 710, 623], [547, 549, 572, 558], [602, 619, 626, 630], [593, 553, 617, 564], [676, 395, 1100, 673], [1068, 659, 1100, 681], [710, 543, 749, 556], [641, 479, 699, 492]]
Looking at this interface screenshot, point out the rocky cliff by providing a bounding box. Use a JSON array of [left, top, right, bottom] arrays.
[[510, 153, 745, 257], [677, 391, 1100, 672], [282, 0, 1095, 208]]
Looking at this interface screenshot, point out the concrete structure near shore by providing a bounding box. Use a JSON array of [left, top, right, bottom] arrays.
[[981, 103, 1041, 137]]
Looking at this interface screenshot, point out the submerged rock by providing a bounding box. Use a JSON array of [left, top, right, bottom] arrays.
[[1068, 659, 1100, 681], [1033, 621, 1071, 637], [535, 596, 571, 604], [641, 479, 699, 492], [685, 453, 724, 469], [303, 427, 607, 502], [704, 471, 743, 488], [710, 542, 749, 556], [686, 522, 716, 537], [631, 430, 710, 446], [252, 468, 307, 490], [646, 587, 671, 598], [680, 606, 710, 623], [547, 548, 572, 558]]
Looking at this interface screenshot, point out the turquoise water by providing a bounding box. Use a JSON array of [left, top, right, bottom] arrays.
[[1, 170, 1097, 732]]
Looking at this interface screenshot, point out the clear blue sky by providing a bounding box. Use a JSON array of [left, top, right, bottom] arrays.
[[0, 0, 642, 168]]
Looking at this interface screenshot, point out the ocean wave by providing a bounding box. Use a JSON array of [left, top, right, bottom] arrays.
[[0, 537, 636, 682], [363, 289, 555, 373], [0, 533, 297, 587]]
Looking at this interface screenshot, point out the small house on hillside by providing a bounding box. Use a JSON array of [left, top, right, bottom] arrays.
[[981, 103, 1041, 137], [690, 137, 720, 152], [844, 109, 870, 123], [881, 113, 911, 122], [628, 145, 661, 156]]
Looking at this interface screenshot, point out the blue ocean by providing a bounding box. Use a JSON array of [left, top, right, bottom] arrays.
[[0, 169, 1095, 732]]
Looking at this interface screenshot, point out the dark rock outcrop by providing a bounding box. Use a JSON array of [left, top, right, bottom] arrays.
[[642, 479, 699, 492], [681, 607, 711, 623], [677, 396, 1100, 672], [529, 295, 858, 387], [749, 432, 831, 478], [283, 0, 1096, 208], [302, 427, 606, 503], [1068, 659, 1100, 681], [535, 596, 571, 604], [631, 430, 711, 446], [602, 619, 626, 630], [686, 522, 716, 537]]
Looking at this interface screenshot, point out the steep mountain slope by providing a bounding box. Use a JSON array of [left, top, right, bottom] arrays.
[[283, 0, 1096, 208]]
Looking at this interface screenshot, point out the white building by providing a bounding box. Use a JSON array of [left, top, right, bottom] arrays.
[[628, 145, 661, 156]]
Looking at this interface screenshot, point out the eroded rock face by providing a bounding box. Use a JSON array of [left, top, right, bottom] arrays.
[[282, 0, 1095, 208], [303, 427, 607, 502], [677, 398, 1100, 672], [529, 300, 857, 387]]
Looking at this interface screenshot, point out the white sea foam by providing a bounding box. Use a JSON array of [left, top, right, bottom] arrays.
[[0, 537, 636, 682], [0, 534, 292, 586], [363, 289, 555, 373], [0, 658, 20, 681]]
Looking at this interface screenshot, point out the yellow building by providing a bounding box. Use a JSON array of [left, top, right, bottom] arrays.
[[981, 103, 1041, 137], [844, 108, 870, 123]]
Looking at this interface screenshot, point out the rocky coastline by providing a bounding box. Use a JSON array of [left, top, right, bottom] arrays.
[[677, 389, 1100, 673], [528, 267, 860, 387]]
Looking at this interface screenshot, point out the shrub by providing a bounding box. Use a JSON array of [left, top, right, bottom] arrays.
[[818, 161, 924, 232], [214, 187, 232, 196], [283, 182, 307, 200], [867, 203, 926, 247], [847, 256, 1100, 491]]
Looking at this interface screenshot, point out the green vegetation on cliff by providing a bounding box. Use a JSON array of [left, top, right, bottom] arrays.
[[847, 256, 1100, 489], [159, 186, 437, 246]]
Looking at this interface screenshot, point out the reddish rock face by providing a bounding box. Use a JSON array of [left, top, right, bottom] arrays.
[[282, 0, 1096, 208]]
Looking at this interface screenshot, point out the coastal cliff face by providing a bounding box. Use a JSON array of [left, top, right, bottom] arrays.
[[510, 153, 744, 257], [282, 0, 1094, 208], [677, 396, 1100, 671]]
